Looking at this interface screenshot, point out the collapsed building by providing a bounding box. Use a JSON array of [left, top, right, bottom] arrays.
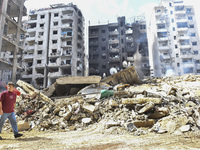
[[0, 0, 27, 84], [147, 0, 200, 77], [88, 16, 150, 79], [21, 3, 86, 89]]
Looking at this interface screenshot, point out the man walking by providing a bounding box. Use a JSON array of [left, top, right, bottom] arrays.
[[0, 82, 23, 140]]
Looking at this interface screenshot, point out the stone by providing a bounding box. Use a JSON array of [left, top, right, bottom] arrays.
[[133, 119, 155, 128], [109, 100, 119, 107], [63, 111, 72, 121], [17, 121, 30, 131], [82, 103, 95, 113], [179, 125, 191, 132], [82, 118, 92, 124], [122, 97, 162, 105], [138, 102, 155, 114], [127, 123, 137, 132]]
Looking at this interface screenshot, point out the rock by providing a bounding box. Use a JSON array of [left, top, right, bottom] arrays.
[[109, 100, 119, 107], [82, 118, 92, 124], [133, 119, 155, 128], [179, 125, 191, 132], [127, 123, 137, 132], [122, 97, 162, 105], [82, 103, 95, 113], [17, 121, 30, 131], [138, 102, 155, 114], [63, 111, 72, 121], [148, 107, 169, 119]]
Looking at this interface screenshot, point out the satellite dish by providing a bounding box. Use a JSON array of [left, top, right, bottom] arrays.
[[122, 61, 128, 68], [110, 68, 117, 75]]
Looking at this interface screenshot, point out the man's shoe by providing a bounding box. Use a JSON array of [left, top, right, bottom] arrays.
[[14, 133, 23, 138], [0, 136, 2, 140]]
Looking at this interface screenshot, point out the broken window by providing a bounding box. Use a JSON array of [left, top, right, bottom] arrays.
[[188, 16, 193, 20], [102, 29, 105, 33], [194, 51, 198, 55], [53, 30, 58, 35], [38, 41, 43, 45], [54, 22, 58, 26], [67, 41, 72, 45], [38, 50, 42, 55], [52, 40, 57, 44], [190, 33, 195, 37], [40, 15, 45, 19], [189, 24, 194, 28], [37, 60, 42, 64], [40, 24, 44, 28], [192, 42, 197, 46], [39, 32, 44, 36], [54, 13, 59, 17]]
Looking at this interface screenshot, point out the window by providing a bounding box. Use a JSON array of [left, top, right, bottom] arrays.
[[173, 27, 175, 31], [102, 47, 106, 50], [121, 39, 124, 44], [177, 63, 180, 67], [177, 22, 188, 28], [102, 38, 105, 42], [189, 24, 194, 28], [175, 45, 178, 48], [102, 55, 106, 59], [40, 15, 45, 19], [102, 65, 106, 68], [40, 24, 44, 28], [38, 50, 42, 55], [170, 11, 173, 14], [169, 3, 172, 6], [52, 40, 57, 44], [171, 19, 174, 23], [190, 33, 196, 37], [54, 13, 59, 17], [192, 42, 197, 46], [102, 30, 105, 33], [194, 51, 198, 55], [140, 25, 146, 30], [53, 30, 58, 35], [53, 22, 58, 26], [39, 32, 44, 36], [52, 49, 57, 53], [157, 9, 161, 13], [121, 30, 124, 35], [38, 41, 43, 45], [188, 16, 193, 20], [174, 36, 176, 40], [37, 60, 42, 64], [67, 41, 72, 45], [176, 53, 179, 58]]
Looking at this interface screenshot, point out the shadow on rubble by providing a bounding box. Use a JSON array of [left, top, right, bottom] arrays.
[[3, 136, 52, 141]]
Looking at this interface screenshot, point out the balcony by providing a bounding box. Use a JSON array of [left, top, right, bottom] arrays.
[[24, 54, 34, 60], [175, 10, 186, 15], [109, 39, 119, 44], [109, 57, 120, 62], [60, 63, 71, 68], [179, 44, 191, 49], [48, 72, 60, 77], [61, 15, 74, 21], [48, 63, 59, 67], [109, 48, 120, 53], [181, 54, 193, 59], [195, 64, 200, 70], [162, 55, 171, 60], [178, 35, 190, 40], [157, 28, 167, 32], [109, 31, 119, 35], [176, 18, 188, 23], [35, 74, 44, 79], [126, 38, 133, 43], [35, 64, 45, 68], [22, 74, 32, 79], [177, 27, 188, 32], [61, 34, 72, 39], [158, 37, 168, 41], [127, 57, 134, 62], [156, 20, 166, 24], [126, 30, 133, 35], [159, 46, 169, 51]]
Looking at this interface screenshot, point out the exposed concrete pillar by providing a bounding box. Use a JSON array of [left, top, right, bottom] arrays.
[[12, 0, 24, 83]]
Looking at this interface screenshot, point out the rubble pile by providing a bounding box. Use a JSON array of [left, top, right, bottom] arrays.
[[2, 72, 200, 136]]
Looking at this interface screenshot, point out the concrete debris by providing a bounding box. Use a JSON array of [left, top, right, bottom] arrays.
[[2, 73, 200, 136]]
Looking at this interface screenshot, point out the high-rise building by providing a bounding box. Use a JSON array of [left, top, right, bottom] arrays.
[[22, 3, 85, 88], [0, 0, 27, 83], [88, 16, 150, 79], [147, 0, 200, 77]]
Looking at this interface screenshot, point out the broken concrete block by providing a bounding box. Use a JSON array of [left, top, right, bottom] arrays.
[[63, 111, 72, 121], [122, 97, 162, 105], [82, 118, 92, 124], [53, 108, 61, 115], [82, 103, 95, 113], [127, 123, 137, 132], [179, 125, 190, 132], [114, 90, 130, 98], [105, 120, 121, 128], [138, 102, 155, 114], [148, 107, 169, 119], [133, 119, 155, 128], [17, 121, 30, 131], [109, 100, 119, 107]]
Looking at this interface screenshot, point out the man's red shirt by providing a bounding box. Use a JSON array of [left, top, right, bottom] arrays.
[[0, 90, 16, 113]]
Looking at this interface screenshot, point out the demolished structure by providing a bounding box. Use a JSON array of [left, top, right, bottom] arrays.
[[1, 67, 200, 136]]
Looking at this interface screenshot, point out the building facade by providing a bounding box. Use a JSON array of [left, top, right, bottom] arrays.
[[0, 0, 27, 83], [88, 16, 150, 79], [22, 3, 85, 88], [147, 0, 200, 77]]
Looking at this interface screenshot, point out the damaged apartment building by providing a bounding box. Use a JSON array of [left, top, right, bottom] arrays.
[[147, 0, 200, 77], [0, 0, 27, 83], [22, 3, 85, 89], [88, 16, 150, 79]]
